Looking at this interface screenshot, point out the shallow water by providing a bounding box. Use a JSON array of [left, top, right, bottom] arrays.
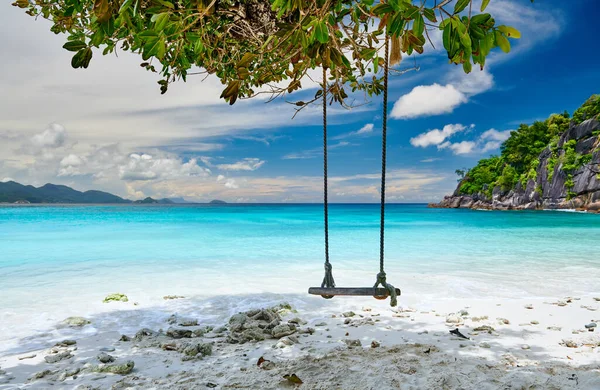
[[1, 204, 599, 355]]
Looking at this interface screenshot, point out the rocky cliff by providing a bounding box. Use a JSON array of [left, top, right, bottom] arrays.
[[431, 118, 600, 212]]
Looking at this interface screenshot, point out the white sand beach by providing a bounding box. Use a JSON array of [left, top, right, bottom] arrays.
[[1, 294, 599, 389]]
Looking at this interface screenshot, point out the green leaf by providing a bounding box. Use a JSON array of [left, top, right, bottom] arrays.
[[495, 30, 510, 53], [153, 0, 174, 9], [454, 0, 470, 14], [481, 0, 491, 12], [119, 0, 133, 13], [71, 47, 93, 69], [413, 14, 424, 37], [423, 8, 437, 23], [314, 20, 329, 44], [143, 36, 166, 60], [154, 13, 170, 31], [498, 25, 521, 39], [63, 41, 87, 52]]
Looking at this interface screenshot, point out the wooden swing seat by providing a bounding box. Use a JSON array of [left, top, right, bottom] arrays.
[[308, 287, 401, 299]]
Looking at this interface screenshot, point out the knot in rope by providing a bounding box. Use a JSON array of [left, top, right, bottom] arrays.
[[374, 271, 397, 307]]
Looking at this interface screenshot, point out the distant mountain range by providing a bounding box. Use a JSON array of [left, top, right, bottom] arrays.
[[0, 181, 226, 205]]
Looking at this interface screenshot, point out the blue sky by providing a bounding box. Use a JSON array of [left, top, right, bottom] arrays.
[[0, 0, 599, 202]]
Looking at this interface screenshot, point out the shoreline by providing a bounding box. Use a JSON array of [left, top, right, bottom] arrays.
[[2, 294, 599, 389]]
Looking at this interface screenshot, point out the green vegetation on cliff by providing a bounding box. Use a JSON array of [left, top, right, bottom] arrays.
[[458, 95, 600, 197]]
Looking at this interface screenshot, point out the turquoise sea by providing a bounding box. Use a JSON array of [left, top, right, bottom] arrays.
[[1, 204, 600, 355]]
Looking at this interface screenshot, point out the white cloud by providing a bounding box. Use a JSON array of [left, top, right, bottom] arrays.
[[1, 177, 15, 183], [413, 124, 511, 156], [224, 179, 239, 189], [391, 84, 467, 119], [356, 123, 374, 135], [30, 123, 67, 149], [217, 174, 225, 182], [439, 141, 477, 155], [410, 124, 471, 148], [420, 158, 441, 163], [331, 123, 375, 140], [480, 129, 512, 142], [448, 68, 495, 96], [58, 154, 86, 176], [217, 158, 265, 171], [119, 154, 209, 181]]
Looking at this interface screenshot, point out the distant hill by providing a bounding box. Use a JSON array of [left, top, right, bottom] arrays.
[[0, 181, 172, 204], [209, 199, 227, 204]]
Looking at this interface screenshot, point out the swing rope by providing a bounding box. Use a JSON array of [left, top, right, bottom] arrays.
[[373, 32, 397, 307], [321, 66, 335, 295], [317, 31, 397, 307]]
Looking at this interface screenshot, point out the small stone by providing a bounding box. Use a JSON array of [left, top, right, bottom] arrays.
[[44, 351, 72, 364], [163, 295, 185, 300], [103, 293, 129, 303], [343, 339, 361, 348], [471, 316, 489, 322], [584, 323, 597, 329], [344, 318, 352, 325], [371, 340, 380, 348], [473, 325, 495, 333], [97, 352, 115, 363], [298, 327, 315, 335], [362, 307, 372, 312], [417, 330, 429, 335], [64, 367, 80, 378], [99, 347, 115, 352], [458, 310, 469, 317], [557, 301, 567, 307], [62, 316, 91, 327], [593, 297, 600, 302], [497, 318, 510, 325], [166, 327, 193, 339], [524, 304, 534, 310], [480, 342, 491, 349], [530, 320, 539, 325], [445, 315, 462, 324], [547, 326, 562, 331], [521, 344, 530, 350], [55, 340, 76, 347], [315, 322, 327, 327], [288, 317, 307, 325], [182, 342, 212, 357], [18, 354, 37, 360], [119, 335, 131, 342], [179, 318, 199, 327], [562, 339, 579, 348], [91, 360, 135, 375], [30, 369, 55, 381], [272, 324, 296, 338], [342, 311, 356, 318]]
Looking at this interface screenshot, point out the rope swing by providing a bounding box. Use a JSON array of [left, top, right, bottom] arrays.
[[309, 30, 400, 307]]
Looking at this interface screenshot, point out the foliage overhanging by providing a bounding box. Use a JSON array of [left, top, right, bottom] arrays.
[[14, 0, 523, 106]]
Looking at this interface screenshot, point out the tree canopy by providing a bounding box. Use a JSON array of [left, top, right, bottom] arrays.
[[14, 0, 523, 106]]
